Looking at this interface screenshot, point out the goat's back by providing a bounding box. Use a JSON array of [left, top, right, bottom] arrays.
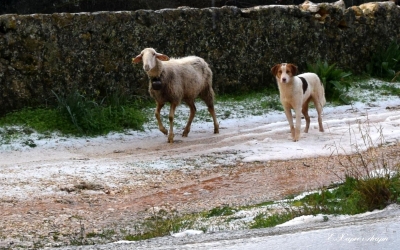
[[164, 56, 211, 78], [161, 56, 212, 99]]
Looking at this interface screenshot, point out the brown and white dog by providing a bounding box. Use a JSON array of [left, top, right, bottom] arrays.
[[271, 63, 325, 141]]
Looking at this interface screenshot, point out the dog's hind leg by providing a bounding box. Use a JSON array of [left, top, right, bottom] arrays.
[[314, 99, 324, 132], [302, 99, 311, 133]]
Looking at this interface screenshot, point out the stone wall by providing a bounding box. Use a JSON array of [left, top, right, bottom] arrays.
[[0, 0, 372, 15], [0, 1, 399, 116]]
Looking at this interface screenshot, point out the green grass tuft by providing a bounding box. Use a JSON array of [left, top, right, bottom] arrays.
[[251, 211, 297, 228], [206, 206, 235, 218], [0, 90, 148, 137], [0, 107, 74, 134], [124, 212, 199, 241]]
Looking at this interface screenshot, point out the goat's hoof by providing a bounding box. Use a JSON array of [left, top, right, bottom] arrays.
[[168, 133, 174, 143], [214, 128, 219, 134]]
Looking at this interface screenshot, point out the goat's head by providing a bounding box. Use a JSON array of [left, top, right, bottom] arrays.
[[132, 48, 170, 72]]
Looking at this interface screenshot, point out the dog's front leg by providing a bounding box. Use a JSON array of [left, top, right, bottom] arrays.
[[283, 107, 295, 140]]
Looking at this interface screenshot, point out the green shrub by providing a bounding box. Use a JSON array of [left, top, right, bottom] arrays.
[[251, 172, 400, 230], [356, 174, 400, 211], [367, 41, 400, 80], [52, 90, 147, 136], [306, 174, 400, 214], [307, 60, 352, 104]]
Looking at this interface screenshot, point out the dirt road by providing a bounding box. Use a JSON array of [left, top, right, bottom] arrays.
[[1, 98, 400, 248]]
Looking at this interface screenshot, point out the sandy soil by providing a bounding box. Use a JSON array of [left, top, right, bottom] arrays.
[[0, 147, 344, 248]]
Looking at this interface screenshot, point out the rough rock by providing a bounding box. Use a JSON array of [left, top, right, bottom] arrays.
[[0, 2, 399, 115]]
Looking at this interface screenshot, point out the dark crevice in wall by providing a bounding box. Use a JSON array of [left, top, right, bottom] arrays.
[[0, 23, 7, 34], [338, 20, 348, 29]]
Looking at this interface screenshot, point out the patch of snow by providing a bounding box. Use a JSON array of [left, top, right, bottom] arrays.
[[369, 168, 398, 178], [172, 230, 204, 237], [1, 79, 399, 200], [275, 204, 399, 228]]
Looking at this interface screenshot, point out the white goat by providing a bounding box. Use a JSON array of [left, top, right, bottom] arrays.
[[132, 48, 219, 143]]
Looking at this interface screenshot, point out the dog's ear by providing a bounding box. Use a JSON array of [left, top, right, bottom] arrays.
[[288, 64, 298, 75], [271, 64, 280, 76]]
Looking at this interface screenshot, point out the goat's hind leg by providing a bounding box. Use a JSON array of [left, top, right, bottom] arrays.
[[208, 104, 219, 134], [155, 102, 168, 135], [201, 90, 219, 134], [183, 102, 196, 137]]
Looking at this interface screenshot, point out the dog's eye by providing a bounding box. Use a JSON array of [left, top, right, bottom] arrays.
[[286, 70, 290, 74]]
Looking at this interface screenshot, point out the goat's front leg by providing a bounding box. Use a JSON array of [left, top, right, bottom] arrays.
[[183, 102, 196, 137], [167, 103, 177, 143], [155, 102, 168, 135]]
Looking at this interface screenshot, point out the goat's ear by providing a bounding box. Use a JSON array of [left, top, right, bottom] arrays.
[[156, 53, 170, 61], [271, 64, 280, 76], [132, 54, 143, 64], [288, 64, 298, 75]]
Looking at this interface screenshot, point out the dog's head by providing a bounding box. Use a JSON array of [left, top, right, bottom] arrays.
[[271, 63, 298, 84]]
